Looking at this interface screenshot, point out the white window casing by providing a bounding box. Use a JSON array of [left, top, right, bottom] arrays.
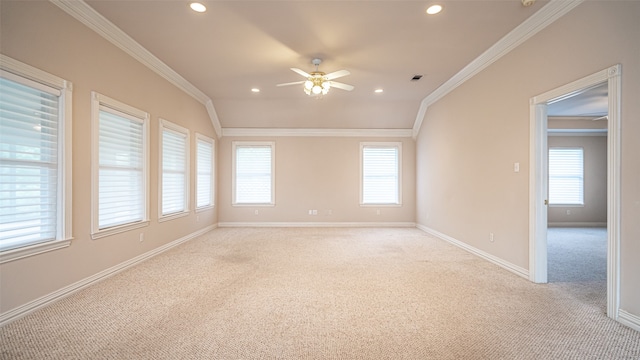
[[232, 141, 275, 206], [91, 92, 149, 239], [159, 119, 190, 221], [0, 55, 73, 263], [195, 133, 214, 211], [360, 142, 402, 206]]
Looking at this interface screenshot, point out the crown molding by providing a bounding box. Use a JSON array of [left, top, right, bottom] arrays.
[[222, 128, 413, 138], [49, 0, 222, 139], [412, 0, 585, 139]]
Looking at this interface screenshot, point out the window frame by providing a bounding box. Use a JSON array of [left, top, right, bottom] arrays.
[[232, 141, 275, 206], [548, 146, 585, 206], [195, 133, 215, 212], [158, 119, 190, 221], [91, 92, 150, 239], [0, 55, 73, 264], [360, 142, 403, 207]]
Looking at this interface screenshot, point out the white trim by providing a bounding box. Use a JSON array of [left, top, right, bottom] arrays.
[[222, 128, 413, 138], [0, 239, 72, 264], [618, 310, 640, 333], [218, 222, 416, 228], [205, 100, 222, 139], [49, 0, 222, 138], [90, 92, 150, 239], [529, 64, 621, 321], [0, 55, 74, 254], [412, 0, 584, 138], [0, 54, 71, 90], [548, 222, 607, 228], [158, 119, 191, 221], [231, 141, 276, 206], [195, 133, 216, 210], [417, 224, 529, 279], [360, 142, 403, 206], [548, 129, 607, 136], [0, 225, 217, 327]]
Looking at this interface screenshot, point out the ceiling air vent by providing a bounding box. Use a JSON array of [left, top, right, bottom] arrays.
[[411, 75, 423, 81]]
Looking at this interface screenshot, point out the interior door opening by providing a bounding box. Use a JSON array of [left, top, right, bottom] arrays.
[[529, 65, 621, 320]]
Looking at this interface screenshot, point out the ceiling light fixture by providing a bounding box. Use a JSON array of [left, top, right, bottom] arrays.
[[426, 4, 443, 15], [251, 88, 260, 93], [375, 89, 384, 93], [303, 59, 331, 96], [190, 2, 206, 13]]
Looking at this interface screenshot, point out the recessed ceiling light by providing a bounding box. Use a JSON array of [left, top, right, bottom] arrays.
[[190, 2, 206, 13], [375, 89, 384, 93], [426, 4, 443, 15], [251, 88, 260, 93]]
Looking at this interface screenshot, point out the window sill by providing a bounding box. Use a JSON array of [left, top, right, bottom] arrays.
[[158, 211, 190, 223], [91, 220, 150, 240], [232, 203, 275, 207], [0, 238, 72, 264], [195, 205, 214, 213], [549, 204, 585, 207], [360, 203, 403, 207]]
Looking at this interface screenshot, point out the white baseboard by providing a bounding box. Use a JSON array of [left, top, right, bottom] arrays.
[[618, 309, 640, 332], [416, 224, 529, 279], [548, 222, 607, 227], [218, 221, 416, 228], [0, 224, 217, 327]]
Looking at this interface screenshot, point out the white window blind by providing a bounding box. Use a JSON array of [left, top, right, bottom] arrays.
[[234, 143, 273, 204], [196, 136, 213, 209], [549, 147, 584, 205], [161, 125, 188, 216], [0, 76, 60, 251], [362, 144, 400, 205], [98, 108, 145, 229]]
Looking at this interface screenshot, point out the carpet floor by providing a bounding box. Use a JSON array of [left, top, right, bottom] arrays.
[[1, 227, 639, 359]]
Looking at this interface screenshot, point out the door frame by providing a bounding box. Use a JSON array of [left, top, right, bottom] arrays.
[[528, 64, 621, 320]]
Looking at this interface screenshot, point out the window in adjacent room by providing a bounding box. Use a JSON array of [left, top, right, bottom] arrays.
[[196, 133, 214, 210], [360, 142, 402, 206], [0, 56, 73, 262], [159, 119, 190, 221], [548, 147, 584, 205], [232, 141, 275, 205], [91, 92, 149, 239]]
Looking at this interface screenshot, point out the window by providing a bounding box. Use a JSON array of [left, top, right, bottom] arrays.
[[360, 142, 402, 205], [91, 92, 149, 239], [196, 133, 214, 210], [0, 55, 72, 262], [549, 147, 584, 205], [232, 141, 274, 205], [159, 119, 190, 220]]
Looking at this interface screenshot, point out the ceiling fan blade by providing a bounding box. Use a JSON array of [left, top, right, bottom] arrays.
[[276, 81, 305, 87], [290, 68, 311, 78], [330, 81, 354, 91], [325, 69, 350, 80]]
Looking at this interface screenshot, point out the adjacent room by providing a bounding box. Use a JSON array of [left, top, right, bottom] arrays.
[[1, 0, 639, 358]]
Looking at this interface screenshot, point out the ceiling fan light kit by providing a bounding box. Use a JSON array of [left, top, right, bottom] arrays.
[[277, 58, 354, 96]]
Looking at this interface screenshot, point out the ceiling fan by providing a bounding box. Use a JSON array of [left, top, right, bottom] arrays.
[[276, 58, 354, 96]]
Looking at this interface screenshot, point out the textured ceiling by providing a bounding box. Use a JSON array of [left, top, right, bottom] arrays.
[[85, 0, 550, 129]]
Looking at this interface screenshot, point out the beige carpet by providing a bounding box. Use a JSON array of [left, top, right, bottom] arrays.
[[1, 227, 639, 359]]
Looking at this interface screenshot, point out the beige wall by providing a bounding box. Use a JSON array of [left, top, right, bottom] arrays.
[[218, 136, 416, 224], [547, 135, 607, 226], [416, 1, 640, 315], [0, 2, 218, 313]]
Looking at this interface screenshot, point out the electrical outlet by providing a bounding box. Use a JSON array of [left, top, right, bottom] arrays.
[[139, 233, 144, 242], [489, 233, 494, 242], [312, 210, 318, 215], [254, 209, 259, 215], [376, 209, 381, 215], [308, 210, 312, 215], [566, 210, 571, 215]]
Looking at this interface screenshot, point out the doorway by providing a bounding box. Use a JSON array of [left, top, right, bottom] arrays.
[[528, 64, 621, 320]]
